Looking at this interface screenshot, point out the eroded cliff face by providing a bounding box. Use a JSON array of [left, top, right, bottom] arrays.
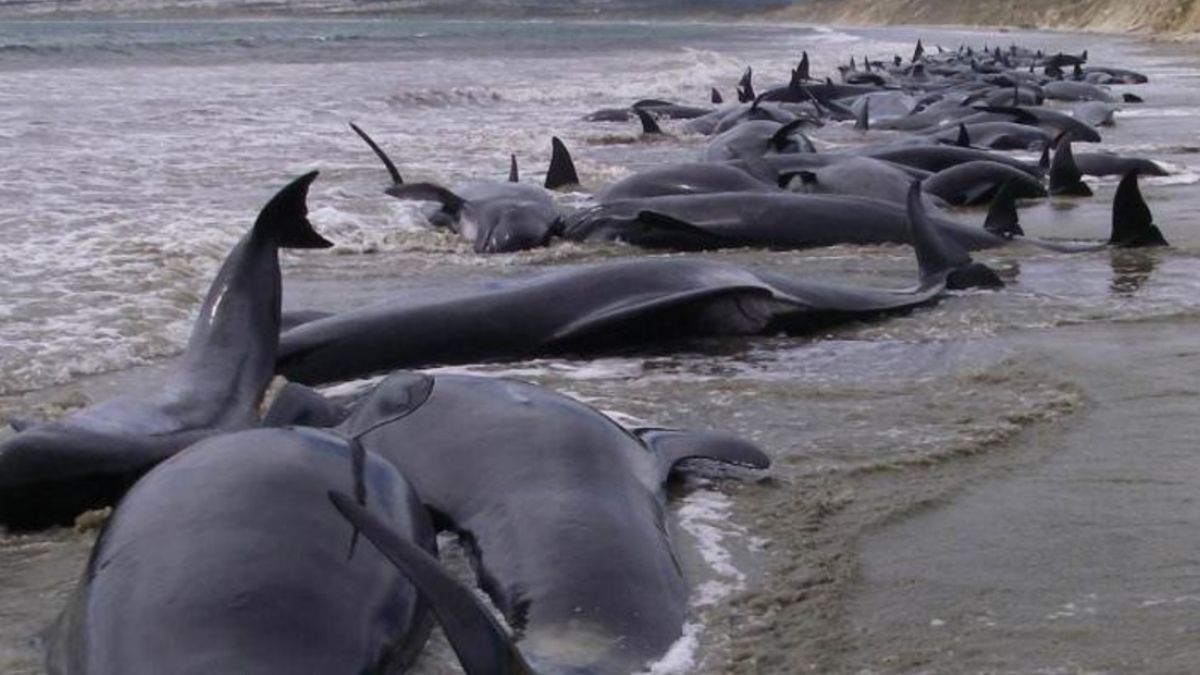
[[773, 0, 1200, 35]]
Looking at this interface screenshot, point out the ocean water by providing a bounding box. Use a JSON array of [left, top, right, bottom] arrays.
[[0, 16, 1199, 674]]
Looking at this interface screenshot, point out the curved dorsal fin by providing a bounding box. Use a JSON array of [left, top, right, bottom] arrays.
[[545, 137, 579, 190], [855, 97, 870, 132], [983, 181, 1024, 238], [907, 180, 1001, 290], [1110, 172, 1168, 247], [508, 154, 519, 183], [1049, 138, 1093, 197]]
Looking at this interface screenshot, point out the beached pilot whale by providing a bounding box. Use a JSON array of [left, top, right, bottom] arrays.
[[330, 370, 769, 674], [351, 123, 576, 253], [43, 427, 444, 675], [277, 184, 1001, 386], [0, 172, 331, 532]]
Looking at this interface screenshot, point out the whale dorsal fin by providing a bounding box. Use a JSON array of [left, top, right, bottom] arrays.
[[633, 107, 663, 136], [349, 123, 404, 185], [907, 180, 1002, 290], [955, 124, 970, 148], [737, 67, 755, 103], [508, 154, 519, 183], [635, 428, 769, 483], [1110, 172, 1168, 247], [855, 98, 870, 131], [253, 172, 333, 249], [983, 181, 1024, 238], [798, 51, 810, 81], [329, 492, 534, 675], [711, 87, 723, 104], [339, 372, 435, 439], [261, 382, 347, 428], [1049, 138, 1093, 197], [544, 137, 579, 190]]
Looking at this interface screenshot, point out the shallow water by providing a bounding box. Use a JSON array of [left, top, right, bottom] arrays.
[[0, 17, 1198, 675]]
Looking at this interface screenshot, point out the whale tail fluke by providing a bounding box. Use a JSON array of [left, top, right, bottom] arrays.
[[349, 123, 404, 185], [907, 180, 1003, 290], [983, 181, 1024, 238], [329, 492, 535, 675], [545, 137, 579, 190], [385, 182, 467, 216], [254, 172, 333, 249], [1110, 172, 1169, 247]]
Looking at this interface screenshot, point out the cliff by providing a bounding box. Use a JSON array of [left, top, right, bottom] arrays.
[[772, 0, 1200, 35]]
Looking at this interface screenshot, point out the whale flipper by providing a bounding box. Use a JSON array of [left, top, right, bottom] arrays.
[[262, 383, 347, 428], [548, 284, 773, 346], [545, 137, 579, 190], [329, 492, 533, 675], [350, 123, 404, 185], [629, 211, 736, 249], [770, 119, 809, 152], [255, 172, 333, 249], [634, 107, 663, 136], [1110, 172, 1168, 247], [983, 182, 1024, 238], [340, 373, 435, 438], [636, 428, 770, 482]]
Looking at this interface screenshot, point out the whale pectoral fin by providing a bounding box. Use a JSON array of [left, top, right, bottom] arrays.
[[629, 210, 733, 248], [636, 428, 770, 482], [958, 182, 996, 206], [339, 372, 435, 438], [328, 492, 534, 675], [547, 285, 765, 346], [261, 382, 348, 428]]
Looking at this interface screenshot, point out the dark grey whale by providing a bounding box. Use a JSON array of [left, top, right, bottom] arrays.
[[335, 371, 769, 674], [277, 188, 999, 386], [43, 427, 441, 675], [560, 190, 1008, 252], [351, 124, 575, 253], [0, 173, 331, 532], [922, 160, 1048, 205]]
